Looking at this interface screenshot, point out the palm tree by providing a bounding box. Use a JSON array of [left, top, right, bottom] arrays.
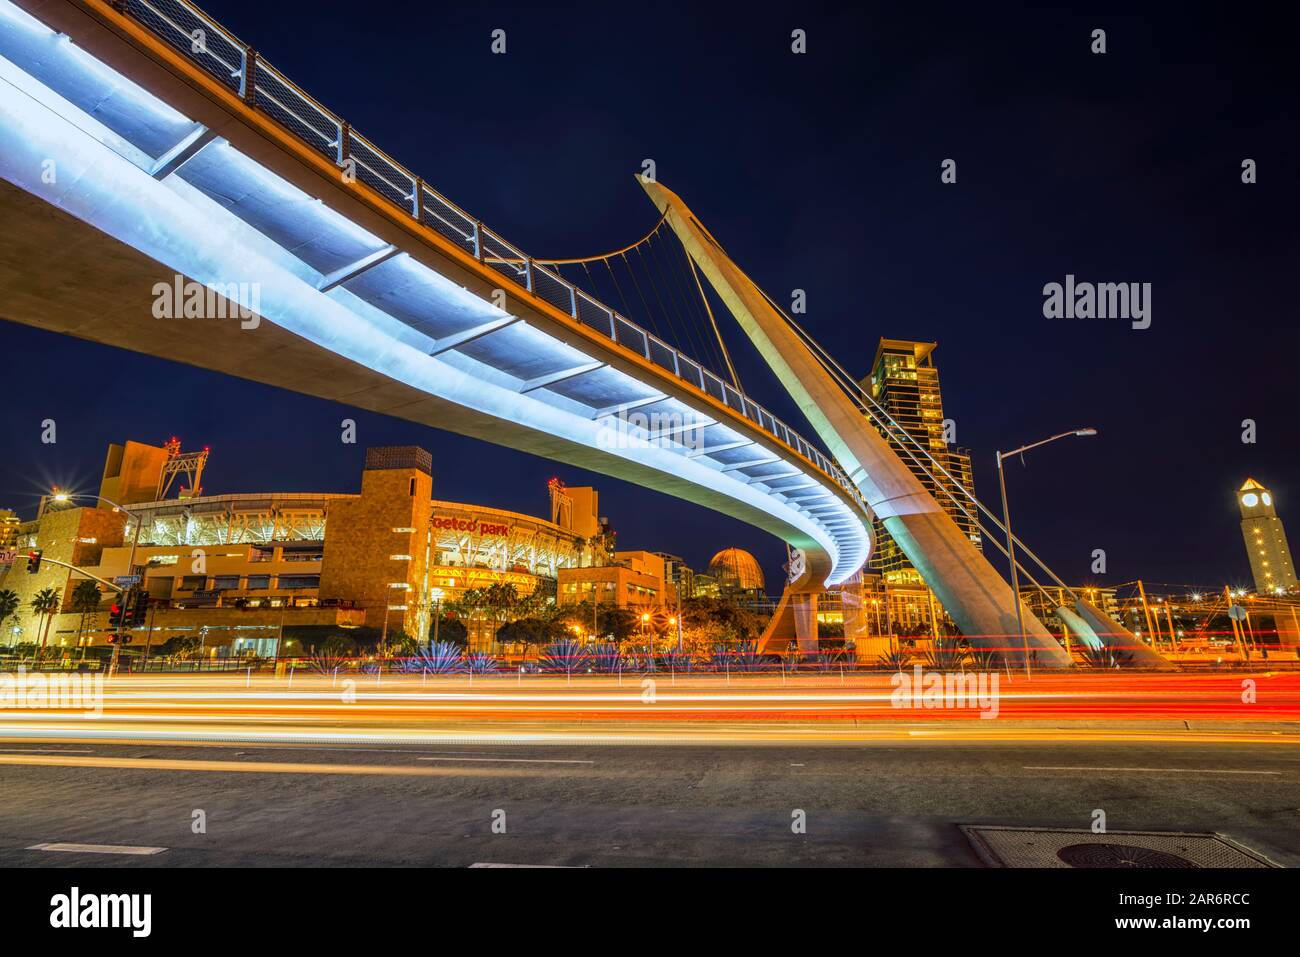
[[70, 580, 103, 652], [30, 587, 62, 656], [0, 589, 18, 646], [480, 582, 519, 652]]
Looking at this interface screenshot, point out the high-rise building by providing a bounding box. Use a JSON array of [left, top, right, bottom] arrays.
[[859, 339, 981, 587], [0, 508, 20, 552], [1238, 478, 1296, 595], [651, 552, 694, 603]]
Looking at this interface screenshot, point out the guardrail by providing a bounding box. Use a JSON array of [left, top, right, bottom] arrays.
[[111, 0, 869, 516]]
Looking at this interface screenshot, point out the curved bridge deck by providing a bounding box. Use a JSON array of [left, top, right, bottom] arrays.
[[0, 0, 871, 585]]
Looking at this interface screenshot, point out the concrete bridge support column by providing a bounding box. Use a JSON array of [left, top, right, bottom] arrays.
[[759, 585, 821, 656]]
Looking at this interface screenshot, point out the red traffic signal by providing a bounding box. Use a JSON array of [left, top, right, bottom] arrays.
[[26, 549, 42, 574], [108, 601, 124, 627]]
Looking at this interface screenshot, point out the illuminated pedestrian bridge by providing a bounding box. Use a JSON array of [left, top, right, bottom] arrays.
[[2, 0, 1164, 667], [0, 0, 870, 595]]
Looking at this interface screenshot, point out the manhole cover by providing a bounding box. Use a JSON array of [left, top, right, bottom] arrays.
[[960, 826, 1276, 868], [1056, 843, 1197, 868]]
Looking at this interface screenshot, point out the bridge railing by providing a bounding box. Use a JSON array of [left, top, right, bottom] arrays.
[[114, 0, 869, 517]]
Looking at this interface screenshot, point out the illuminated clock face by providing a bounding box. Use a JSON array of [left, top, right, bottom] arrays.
[[1242, 493, 1259, 507], [1262, 492, 1273, 506]]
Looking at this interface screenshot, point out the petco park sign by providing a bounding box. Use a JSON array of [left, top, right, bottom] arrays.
[[432, 515, 511, 537]]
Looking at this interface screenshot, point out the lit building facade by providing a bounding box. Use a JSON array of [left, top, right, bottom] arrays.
[[558, 550, 668, 613], [1238, 478, 1296, 595], [0, 508, 20, 554], [860, 339, 980, 588], [653, 552, 694, 604], [0, 440, 606, 655]]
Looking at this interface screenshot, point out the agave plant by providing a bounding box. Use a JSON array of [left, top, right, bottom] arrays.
[[807, 651, 846, 672], [466, 651, 498, 675], [538, 639, 592, 675], [589, 642, 627, 674], [965, 645, 1004, 672], [876, 648, 909, 673], [924, 637, 968, 671], [307, 652, 347, 675], [1078, 644, 1134, 669], [711, 640, 764, 673], [660, 650, 695, 672], [402, 641, 466, 675]]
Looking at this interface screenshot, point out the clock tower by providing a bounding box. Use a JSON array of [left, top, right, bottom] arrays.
[[1238, 478, 1297, 595]]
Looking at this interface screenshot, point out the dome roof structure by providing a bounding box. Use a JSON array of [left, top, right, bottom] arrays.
[[707, 548, 766, 593]]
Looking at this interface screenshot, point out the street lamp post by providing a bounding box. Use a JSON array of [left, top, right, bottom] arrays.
[[674, 576, 684, 654], [994, 429, 1096, 678]]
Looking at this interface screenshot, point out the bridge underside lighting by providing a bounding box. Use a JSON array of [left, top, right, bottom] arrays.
[[0, 0, 869, 584]]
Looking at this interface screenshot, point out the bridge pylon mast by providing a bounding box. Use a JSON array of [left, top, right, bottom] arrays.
[[641, 178, 1071, 668]]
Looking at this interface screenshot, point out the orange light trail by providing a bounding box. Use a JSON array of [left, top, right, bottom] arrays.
[[0, 672, 1296, 753]]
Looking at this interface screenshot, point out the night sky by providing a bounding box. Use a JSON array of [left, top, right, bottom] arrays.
[[2, 2, 1295, 593]]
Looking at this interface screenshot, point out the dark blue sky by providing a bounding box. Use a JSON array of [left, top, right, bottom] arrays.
[[2, 1, 1295, 592]]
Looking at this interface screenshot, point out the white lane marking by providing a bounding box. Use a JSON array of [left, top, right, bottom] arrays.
[[790, 763, 805, 767], [1024, 766, 1282, 775], [469, 862, 583, 868], [418, 756, 593, 765], [28, 843, 167, 855], [0, 748, 94, 754]]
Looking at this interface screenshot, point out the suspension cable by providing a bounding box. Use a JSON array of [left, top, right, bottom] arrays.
[[619, 251, 660, 339], [602, 257, 633, 321], [657, 222, 729, 376], [754, 283, 1078, 605], [533, 209, 670, 265], [686, 251, 741, 391], [642, 232, 696, 365]]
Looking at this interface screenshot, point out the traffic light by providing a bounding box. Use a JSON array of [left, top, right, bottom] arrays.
[[129, 592, 149, 627], [108, 600, 124, 628], [26, 548, 42, 574]]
